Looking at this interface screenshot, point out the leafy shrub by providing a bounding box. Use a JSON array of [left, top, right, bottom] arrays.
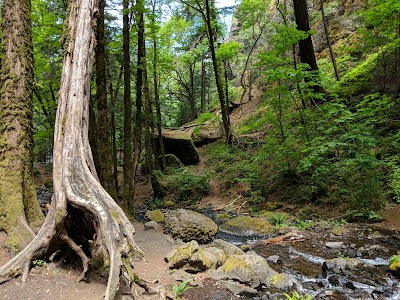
[[160, 167, 210, 204]]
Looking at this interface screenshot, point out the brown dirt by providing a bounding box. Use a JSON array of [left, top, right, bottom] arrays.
[[373, 203, 400, 232], [0, 220, 234, 300]]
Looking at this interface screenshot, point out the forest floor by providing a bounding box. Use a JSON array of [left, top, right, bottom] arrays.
[[1, 174, 400, 299]]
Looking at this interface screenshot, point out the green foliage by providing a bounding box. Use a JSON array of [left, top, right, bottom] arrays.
[[172, 279, 191, 298], [295, 219, 314, 230], [389, 255, 400, 267], [268, 212, 287, 228], [161, 167, 210, 204], [32, 259, 46, 267], [216, 41, 240, 61], [283, 291, 312, 300]]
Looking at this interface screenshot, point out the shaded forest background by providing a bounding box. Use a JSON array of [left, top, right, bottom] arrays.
[[30, 0, 400, 221]]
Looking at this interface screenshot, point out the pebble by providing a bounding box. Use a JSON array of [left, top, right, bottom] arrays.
[[326, 241, 344, 249]]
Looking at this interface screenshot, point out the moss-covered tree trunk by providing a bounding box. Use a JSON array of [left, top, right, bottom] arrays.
[[0, 0, 144, 298], [0, 0, 44, 250]]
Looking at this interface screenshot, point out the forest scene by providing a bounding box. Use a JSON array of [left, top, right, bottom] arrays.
[[0, 0, 400, 299]]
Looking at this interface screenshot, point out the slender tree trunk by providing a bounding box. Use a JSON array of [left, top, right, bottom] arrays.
[[321, 0, 340, 81], [201, 60, 206, 112], [132, 0, 144, 207], [95, 0, 117, 199], [0, 0, 44, 249], [0, 0, 145, 299], [122, 0, 133, 205], [204, 0, 231, 143], [189, 63, 197, 119], [152, 20, 166, 172]]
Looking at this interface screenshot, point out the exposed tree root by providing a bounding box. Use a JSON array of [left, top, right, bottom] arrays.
[[0, 0, 146, 298]]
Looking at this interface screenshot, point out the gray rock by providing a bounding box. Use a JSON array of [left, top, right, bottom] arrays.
[[203, 247, 226, 267], [165, 240, 199, 269], [267, 255, 281, 263], [163, 209, 218, 243], [326, 241, 344, 249], [268, 273, 294, 292], [210, 254, 278, 288], [144, 221, 159, 230], [322, 257, 364, 275], [212, 239, 245, 256], [221, 280, 259, 297]]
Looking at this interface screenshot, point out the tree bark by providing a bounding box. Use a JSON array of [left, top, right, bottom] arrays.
[[201, 59, 206, 112], [122, 0, 133, 205], [204, 0, 231, 143], [293, 0, 321, 104], [152, 5, 166, 172], [132, 0, 144, 208], [95, 0, 117, 199], [0, 0, 144, 298], [320, 0, 340, 81], [0, 0, 43, 249]]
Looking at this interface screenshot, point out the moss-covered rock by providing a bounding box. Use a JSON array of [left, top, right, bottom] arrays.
[[157, 130, 199, 165], [269, 273, 294, 292], [164, 154, 183, 168], [212, 239, 245, 256], [210, 254, 278, 288], [219, 216, 274, 237], [204, 247, 226, 268], [163, 209, 218, 243], [165, 240, 199, 269], [144, 210, 165, 223]]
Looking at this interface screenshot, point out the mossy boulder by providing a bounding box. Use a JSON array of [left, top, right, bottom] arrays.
[[163, 209, 218, 243], [203, 247, 226, 268], [164, 154, 183, 168], [165, 240, 199, 269], [158, 130, 199, 165], [144, 210, 165, 223], [210, 254, 278, 288], [219, 216, 274, 237], [269, 273, 294, 292], [165, 240, 212, 272], [192, 126, 222, 147], [212, 239, 244, 256], [389, 256, 400, 278]]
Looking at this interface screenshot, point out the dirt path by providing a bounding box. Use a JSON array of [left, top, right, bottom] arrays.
[[0, 223, 177, 300]]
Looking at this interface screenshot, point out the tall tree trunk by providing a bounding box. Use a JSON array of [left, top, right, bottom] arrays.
[[0, 0, 145, 298], [0, 0, 43, 249], [132, 0, 144, 207], [320, 0, 340, 81], [152, 11, 166, 172], [293, 0, 322, 104], [95, 0, 117, 199], [122, 0, 133, 205], [201, 59, 206, 112], [204, 0, 231, 143]]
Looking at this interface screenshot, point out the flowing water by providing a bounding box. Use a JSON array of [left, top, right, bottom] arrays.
[[216, 228, 400, 299]]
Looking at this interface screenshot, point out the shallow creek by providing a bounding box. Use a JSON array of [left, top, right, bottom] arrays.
[[216, 226, 400, 299]]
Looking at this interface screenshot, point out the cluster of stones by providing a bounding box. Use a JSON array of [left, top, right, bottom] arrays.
[[144, 208, 294, 297]]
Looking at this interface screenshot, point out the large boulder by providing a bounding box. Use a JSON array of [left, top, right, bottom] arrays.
[[191, 126, 222, 147], [163, 209, 218, 243], [158, 130, 199, 165], [219, 216, 274, 237], [209, 254, 278, 288]]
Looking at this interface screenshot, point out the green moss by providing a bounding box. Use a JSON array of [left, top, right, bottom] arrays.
[[145, 210, 164, 223], [269, 273, 286, 285], [221, 255, 252, 273], [110, 209, 121, 225], [215, 213, 232, 220], [223, 216, 274, 234]]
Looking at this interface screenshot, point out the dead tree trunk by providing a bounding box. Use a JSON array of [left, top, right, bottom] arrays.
[[0, 0, 144, 298]]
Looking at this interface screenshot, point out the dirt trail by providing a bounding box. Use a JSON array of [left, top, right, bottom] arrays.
[[0, 223, 177, 300]]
